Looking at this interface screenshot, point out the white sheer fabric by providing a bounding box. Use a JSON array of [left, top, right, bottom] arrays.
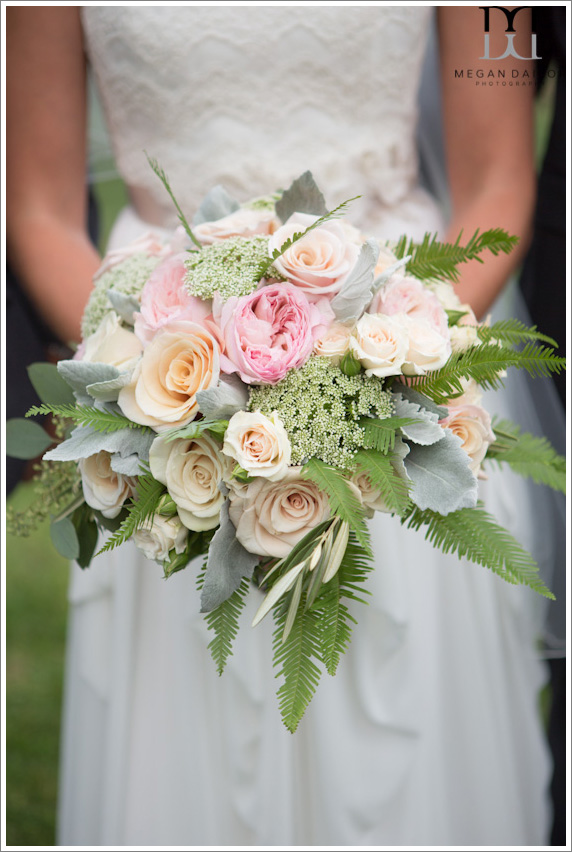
[[58, 6, 552, 845]]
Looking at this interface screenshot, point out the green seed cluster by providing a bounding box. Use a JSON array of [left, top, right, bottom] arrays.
[[248, 356, 394, 468], [6, 459, 81, 537], [81, 254, 160, 338], [184, 236, 277, 301]]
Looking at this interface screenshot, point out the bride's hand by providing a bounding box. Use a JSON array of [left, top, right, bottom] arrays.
[[7, 6, 101, 345], [437, 6, 536, 319]]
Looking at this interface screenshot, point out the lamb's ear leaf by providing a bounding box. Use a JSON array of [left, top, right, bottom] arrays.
[[275, 171, 328, 222], [193, 185, 240, 225]]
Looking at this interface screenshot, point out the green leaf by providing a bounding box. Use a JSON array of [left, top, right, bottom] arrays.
[[272, 590, 323, 733], [394, 228, 519, 283], [301, 457, 371, 556], [146, 153, 202, 249], [205, 576, 251, 675], [72, 505, 99, 569], [96, 473, 165, 554], [353, 448, 411, 515], [26, 403, 152, 434], [6, 418, 54, 459], [485, 419, 566, 493], [163, 418, 229, 444], [402, 502, 555, 599], [27, 362, 76, 405], [50, 516, 80, 560], [446, 309, 470, 327]]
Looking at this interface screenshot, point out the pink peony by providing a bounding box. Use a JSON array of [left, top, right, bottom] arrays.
[[370, 274, 449, 338], [134, 253, 212, 344], [216, 283, 332, 384]]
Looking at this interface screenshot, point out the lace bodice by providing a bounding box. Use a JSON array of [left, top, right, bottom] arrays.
[[82, 6, 438, 237]]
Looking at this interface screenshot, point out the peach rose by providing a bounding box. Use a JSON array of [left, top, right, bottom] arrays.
[[350, 469, 393, 516], [117, 320, 220, 431], [439, 403, 495, 475], [80, 313, 143, 371], [223, 411, 291, 480], [228, 468, 330, 557], [132, 513, 188, 563], [268, 212, 359, 301], [401, 315, 451, 376], [194, 207, 279, 244], [313, 322, 353, 364]]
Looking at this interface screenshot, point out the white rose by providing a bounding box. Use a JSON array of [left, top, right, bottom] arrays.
[[449, 305, 480, 354], [268, 212, 359, 300], [350, 313, 408, 377], [79, 451, 135, 518], [132, 513, 188, 563], [194, 207, 279, 244], [450, 378, 484, 406], [401, 315, 451, 376], [149, 432, 231, 531], [439, 403, 496, 475], [228, 468, 330, 557], [223, 411, 291, 481], [350, 469, 393, 517], [313, 322, 353, 364], [81, 312, 143, 371], [426, 280, 464, 311], [117, 320, 220, 432]]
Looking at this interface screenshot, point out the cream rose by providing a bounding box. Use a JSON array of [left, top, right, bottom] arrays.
[[374, 244, 399, 277], [94, 232, 167, 280], [80, 312, 143, 371], [223, 411, 291, 481], [439, 403, 495, 475], [228, 468, 330, 557], [313, 322, 353, 364], [350, 470, 393, 517], [194, 207, 279, 244], [268, 212, 359, 300], [79, 451, 135, 518], [117, 320, 220, 432], [426, 280, 464, 311], [149, 432, 231, 531], [350, 313, 408, 377], [132, 513, 188, 563], [449, 306, 480, 354], [401, 315, 451, 376]]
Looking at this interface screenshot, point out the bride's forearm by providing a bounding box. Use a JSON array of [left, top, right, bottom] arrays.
[[8, 215, 101, 346]]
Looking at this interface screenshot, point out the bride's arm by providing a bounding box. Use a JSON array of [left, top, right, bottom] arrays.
[[7, 6, 101, 345], [437, 6, 536, 318]]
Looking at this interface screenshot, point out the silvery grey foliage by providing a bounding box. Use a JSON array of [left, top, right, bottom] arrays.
[[107, 290, 141, 324], [193, 185, 240, 225], [392, 392, 444, 446], [109, 453, 145, 476], [44, 423, 153, 463], [200, 501, 258, 612], [403, 429, 478, 514], [275, 171, 328, 223], [87, 371, 134, 403], [397, 384, 448, 419], [197, 374, 249, 420], [330, 239, 380, 321], [58, 360, 120, 405]]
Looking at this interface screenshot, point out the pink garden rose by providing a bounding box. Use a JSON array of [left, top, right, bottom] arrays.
[[216, 283, 331, 384], [134, 253, 212, 344], [370, 274, 449, 338], [268, 212, 360, 301]]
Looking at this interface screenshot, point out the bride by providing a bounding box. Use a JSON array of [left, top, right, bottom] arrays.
[[7, 5, 555, 846]]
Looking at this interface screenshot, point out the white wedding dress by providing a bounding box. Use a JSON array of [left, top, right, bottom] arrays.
[[58, 7, 553, 846]]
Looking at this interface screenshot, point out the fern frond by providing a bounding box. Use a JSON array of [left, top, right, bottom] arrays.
[[477, 318, 559, 348], [302, 457, 371, 556], [26, 403, 151, 434], [146, 153, 202, 250], [402, 503, 555, 599], [312, 533, 373, 675], [485, 419, 566, 493], [353, 448, 411, 515], [411, 342, 565, 404], [256, 195, 359, 280], [272, 590, 323, 732], [205, 576, 251, 675], [360, 416, 419, 454], [394, 229, 518, 282], [96, 474, 165, 554]]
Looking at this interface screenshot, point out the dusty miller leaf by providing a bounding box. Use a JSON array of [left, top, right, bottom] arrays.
[[330, 239, 380, 321], [200, 501, 258, 612], [392, 393, 445, 446], [196, 375, 249, 419], [193, 185, 240, 224], [275, 171, 328, 222], [107, 290, 141, 324], [44, 424, 153, 463], [403, 429, 478, 514]]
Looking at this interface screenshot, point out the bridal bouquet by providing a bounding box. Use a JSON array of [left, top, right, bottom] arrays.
[[8, 168, 565, 731]]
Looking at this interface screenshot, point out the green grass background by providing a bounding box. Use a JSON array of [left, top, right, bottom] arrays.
[[5, 82, 556, 846]]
